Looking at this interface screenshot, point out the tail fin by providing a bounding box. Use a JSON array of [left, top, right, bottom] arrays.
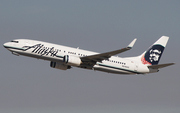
[[140, 36, 169, 65]]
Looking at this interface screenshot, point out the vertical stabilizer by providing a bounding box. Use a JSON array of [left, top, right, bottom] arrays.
[[140, 36, 169, 65]]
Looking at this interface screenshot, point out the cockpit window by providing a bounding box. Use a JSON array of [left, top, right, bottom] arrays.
[[11, 40, 19, 43]]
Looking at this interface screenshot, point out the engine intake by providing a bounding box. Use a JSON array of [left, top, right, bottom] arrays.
[[50, 61, 71, 70], [63, 55, 82, 66]]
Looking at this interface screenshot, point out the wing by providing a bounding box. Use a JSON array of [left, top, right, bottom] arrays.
[[81, 38, 137, 63]]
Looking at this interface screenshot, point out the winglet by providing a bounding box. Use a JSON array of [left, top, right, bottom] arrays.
[[128, 38, 137, 48]]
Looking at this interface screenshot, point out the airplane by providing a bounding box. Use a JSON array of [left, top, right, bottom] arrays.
[[3, 36, 174, 75]]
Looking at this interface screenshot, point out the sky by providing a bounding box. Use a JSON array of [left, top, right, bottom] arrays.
[[1, 0, 180, 113]]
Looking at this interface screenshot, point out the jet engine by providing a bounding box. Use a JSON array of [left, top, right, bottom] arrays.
[[50, 61, 71, 70], [63, 55, 82, 66]]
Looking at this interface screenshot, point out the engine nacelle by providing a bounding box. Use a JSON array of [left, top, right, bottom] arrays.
[[50, 61, 71, 70], [63, 55, 82, 66]]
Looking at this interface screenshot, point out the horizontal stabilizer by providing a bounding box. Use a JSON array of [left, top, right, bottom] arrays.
[[148, 63, 175, 69]]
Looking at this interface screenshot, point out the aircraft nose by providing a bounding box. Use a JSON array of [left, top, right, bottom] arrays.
[[3, 42, 11, 49], [3, 42, 14, 52]]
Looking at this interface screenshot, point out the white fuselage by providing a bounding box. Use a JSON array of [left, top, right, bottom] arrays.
[[3, 39, 157, 75]]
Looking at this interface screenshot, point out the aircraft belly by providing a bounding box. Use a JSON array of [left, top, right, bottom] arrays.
[[93, 65, 134, 74]]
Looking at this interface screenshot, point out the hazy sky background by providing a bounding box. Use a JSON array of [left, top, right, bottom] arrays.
[[1, 0, 180, 113]]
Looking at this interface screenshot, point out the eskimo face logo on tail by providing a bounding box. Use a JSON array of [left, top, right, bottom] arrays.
[[142, 45, 164, 65], [149, 49, 161, 62]]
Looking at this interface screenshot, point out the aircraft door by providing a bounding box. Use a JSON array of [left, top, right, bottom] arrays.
[[134, 62, 138, 72]]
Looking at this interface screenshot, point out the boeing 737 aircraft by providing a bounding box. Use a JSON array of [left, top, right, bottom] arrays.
[[3, 36, 174, 74]]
